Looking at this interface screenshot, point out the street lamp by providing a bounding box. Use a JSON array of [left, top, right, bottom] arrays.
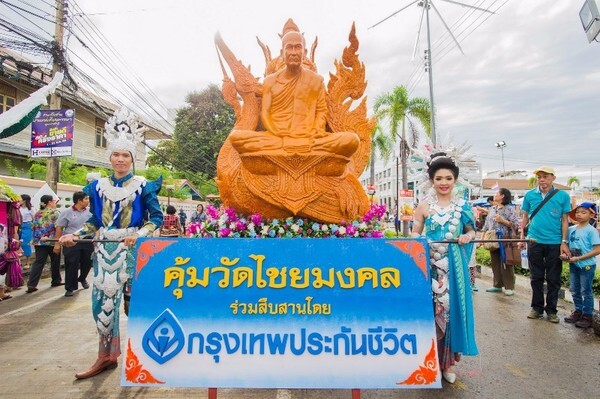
[[590, 165, 600, 189], [495, 141, 507, 178]]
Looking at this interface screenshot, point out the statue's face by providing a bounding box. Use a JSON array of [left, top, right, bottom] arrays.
[[282, 32, 304, 67]]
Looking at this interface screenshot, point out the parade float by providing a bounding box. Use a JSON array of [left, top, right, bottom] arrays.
[[122, 20, 441, 391]]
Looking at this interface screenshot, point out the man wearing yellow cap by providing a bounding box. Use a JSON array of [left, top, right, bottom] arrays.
[[519, 166, 571, 323]]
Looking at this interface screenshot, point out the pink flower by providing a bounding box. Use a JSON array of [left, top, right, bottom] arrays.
[[218, 227, 231, 237], [250, 213, 263, 225], [235, 220, 246, 231], [206, 206, 220, 219], [225, 208, 238, 222]]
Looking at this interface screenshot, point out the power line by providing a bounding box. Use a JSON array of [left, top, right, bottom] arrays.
[[0, 0, 55, 39], [404, 0, 509, 95], [0, 0, 56, 25], [67, 0, 174, 131]]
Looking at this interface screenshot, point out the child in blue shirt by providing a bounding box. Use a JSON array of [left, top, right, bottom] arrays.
[[562, 202, 600, 328]]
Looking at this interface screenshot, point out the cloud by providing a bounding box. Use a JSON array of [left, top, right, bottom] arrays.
[[70, 0, 600, 183]]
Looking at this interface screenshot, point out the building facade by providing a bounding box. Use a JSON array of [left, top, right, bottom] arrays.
[[0, 47, 169, 177]]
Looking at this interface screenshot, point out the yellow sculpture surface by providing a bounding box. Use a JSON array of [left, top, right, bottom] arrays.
[[215, 19, 375, 223]]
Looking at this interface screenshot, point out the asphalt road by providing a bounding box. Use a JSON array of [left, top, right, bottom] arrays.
[[1, 267, 598, 399]]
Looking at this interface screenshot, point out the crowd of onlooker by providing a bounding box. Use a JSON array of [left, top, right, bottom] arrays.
[[474, 166, 599, 330], [0, 192, 212, 302]]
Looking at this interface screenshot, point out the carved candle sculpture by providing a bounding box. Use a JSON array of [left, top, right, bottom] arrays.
[[215, 19, 376, 223]]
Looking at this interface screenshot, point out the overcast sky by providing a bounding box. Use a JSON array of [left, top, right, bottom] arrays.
[[59, 1, 600, 184]]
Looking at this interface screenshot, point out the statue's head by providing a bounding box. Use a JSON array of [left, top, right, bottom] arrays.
[[281, 31, 305, 68]]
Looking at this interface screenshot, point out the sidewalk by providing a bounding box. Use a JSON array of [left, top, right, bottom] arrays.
[[477, 263, 599, 304]]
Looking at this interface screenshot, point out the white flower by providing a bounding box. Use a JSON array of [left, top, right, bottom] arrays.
[[359, 222, 368, 230], [248, 222, 255, 230], [278, 227, 284, 235], [291, 224, 300, 232], [321, 225, 329, 232], [261, 225, 269, 235], [338, 226, 346, 235]]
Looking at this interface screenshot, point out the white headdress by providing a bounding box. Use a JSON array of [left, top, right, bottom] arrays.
[[409, 133, 474, 201], [104, 107, 146, 156]]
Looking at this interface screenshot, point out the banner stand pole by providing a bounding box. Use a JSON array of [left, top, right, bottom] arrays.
[[352, 388, 361, 399]]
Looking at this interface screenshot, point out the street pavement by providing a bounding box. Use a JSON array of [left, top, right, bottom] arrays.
[[1, 266, 598, 399]]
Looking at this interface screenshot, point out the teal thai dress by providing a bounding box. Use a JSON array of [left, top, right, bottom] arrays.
[[424, 195, 479, 370], [77, 173, 162, 360]]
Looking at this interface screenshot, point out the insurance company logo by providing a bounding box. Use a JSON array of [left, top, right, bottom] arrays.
[[142, 309, 185, 364]]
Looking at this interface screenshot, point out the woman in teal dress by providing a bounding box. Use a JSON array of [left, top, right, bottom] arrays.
[[411, 153, 479, 384]]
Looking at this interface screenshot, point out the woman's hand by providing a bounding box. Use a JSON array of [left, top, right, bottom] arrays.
[[458, 233, 473, 245], [493, 214, 506, 225], [121, 235, 138, 247]]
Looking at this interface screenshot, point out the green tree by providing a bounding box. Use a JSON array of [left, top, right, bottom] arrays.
[[147, 84, 234, 197], [528, 176, 538, 189], [136, 165, 188, 199], [4, 159, 22, 177], [566, 176, 580, 191], [374, 85, 430, 235], [59, 157, 99, 186], [28, 158, 46, 180]]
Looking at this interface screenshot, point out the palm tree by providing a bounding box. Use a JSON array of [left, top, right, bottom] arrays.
[[527, 176, 538, 189], [566, 176, 580, 191], [374, 85, 430, 236], [368, 124, 394, 186]]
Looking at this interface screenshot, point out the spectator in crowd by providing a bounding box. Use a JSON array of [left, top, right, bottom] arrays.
[[178, 208, 187, 233], [475, 196, 494, 230], [26, 194, 62, 293], [519, 166, 571, 323], [482, 188, 520, 296], [562, 202, 600, 328], [190, 204, 207, 224], [55, 191, 93, 297], [160, 205, 182, 237], [19, 194, 35, 269]]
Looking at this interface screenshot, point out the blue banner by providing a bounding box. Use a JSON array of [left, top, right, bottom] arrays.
[[122, 238, 441, 389]]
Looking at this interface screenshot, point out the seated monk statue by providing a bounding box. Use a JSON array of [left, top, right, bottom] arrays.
[[229, 31, 359, 158]]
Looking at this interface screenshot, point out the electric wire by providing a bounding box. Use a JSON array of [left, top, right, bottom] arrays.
[[0, 0, 56, 26], [0, 1, 219, 190], [0, 0, 55, 40], [406, 0, 505, 95], [68, 0, 173, 130], [399, 0, 502, 94]]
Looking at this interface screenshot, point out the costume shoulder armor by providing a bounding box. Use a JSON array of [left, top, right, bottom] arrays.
[[144, 175, 163, 194]]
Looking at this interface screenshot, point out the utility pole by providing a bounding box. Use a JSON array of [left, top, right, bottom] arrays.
[[424, 1, 436, 147], [45, 0, 65, 193]]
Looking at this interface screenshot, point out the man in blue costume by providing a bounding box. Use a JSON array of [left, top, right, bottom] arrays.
[[60, 108, 163, 379]]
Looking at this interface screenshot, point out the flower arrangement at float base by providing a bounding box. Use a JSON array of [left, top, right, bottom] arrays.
[[187, 204, 388, 239]]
